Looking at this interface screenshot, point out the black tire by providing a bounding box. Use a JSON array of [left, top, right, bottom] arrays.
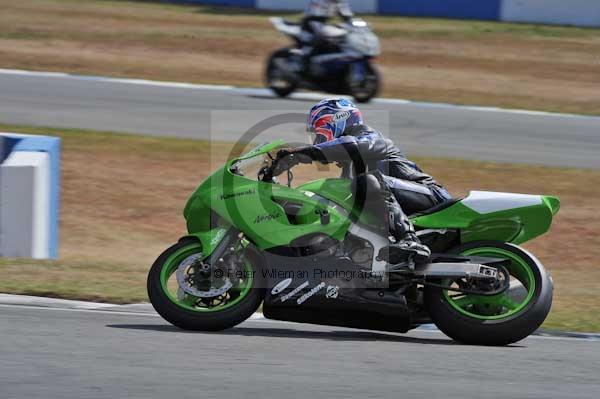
[[147, 238, 264, 331], [349, 62, 380, 103], [424, 241, 553, 346], [266, 49, 297, 98]]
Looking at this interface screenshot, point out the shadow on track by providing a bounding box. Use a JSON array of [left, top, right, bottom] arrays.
[[107, 323, 472, 346]]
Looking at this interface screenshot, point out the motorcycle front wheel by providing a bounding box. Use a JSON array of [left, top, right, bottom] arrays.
[[424, 241, 553, 346], [348, 62, 380, 103], [147, 238, 264, 331]]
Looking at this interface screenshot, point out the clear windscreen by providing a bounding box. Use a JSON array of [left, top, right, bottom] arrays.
[[232, 154, 270, 178]]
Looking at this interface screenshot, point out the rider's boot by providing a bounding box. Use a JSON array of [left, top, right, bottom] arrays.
[[378, 195, 431, 268], [387, 232, 431, 265]]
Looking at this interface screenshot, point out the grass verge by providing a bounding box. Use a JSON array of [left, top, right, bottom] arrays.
[[0, 0, 599, 114], [1, 123, 599, 331]]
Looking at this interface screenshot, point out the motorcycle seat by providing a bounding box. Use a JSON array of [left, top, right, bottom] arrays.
[[410, 198, 461, 218]]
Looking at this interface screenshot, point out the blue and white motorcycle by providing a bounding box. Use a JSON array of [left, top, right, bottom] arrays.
[[266, 17, 381, 103]]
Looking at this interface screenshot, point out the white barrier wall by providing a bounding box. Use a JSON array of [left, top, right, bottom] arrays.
[[256, 0, 378, 14], [501, 0, 600, 27], [0, 152, 51, 259], [0, 133, 60, 260]]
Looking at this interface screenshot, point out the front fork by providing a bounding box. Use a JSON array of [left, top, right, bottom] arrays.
[[181, 227, 255, 285], [349, 61, 367, 84], [182, 227, 239, 262]]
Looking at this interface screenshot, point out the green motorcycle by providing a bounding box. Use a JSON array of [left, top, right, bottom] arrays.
[[148, 141, 559, 345]]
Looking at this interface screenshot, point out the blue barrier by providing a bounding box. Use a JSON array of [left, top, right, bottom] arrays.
[[177, 0, 501, 19], [378, 0, 501, 20], [0, 136, 20, 163], [167, 0, 254, 6]]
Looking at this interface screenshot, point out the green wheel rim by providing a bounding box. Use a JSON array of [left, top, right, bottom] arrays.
[[442, 247, 536, 320], [159, 243, 254, 313]]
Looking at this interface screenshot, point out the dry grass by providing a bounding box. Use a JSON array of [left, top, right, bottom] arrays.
[[0, 0, 599, 114], [0, 124, 599, 331]]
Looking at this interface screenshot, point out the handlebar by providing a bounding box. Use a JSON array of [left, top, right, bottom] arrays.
[[259, 162, 276, 183], [259, 154, 296, 185]]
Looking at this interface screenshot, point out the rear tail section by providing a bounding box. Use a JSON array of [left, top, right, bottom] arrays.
[[412, 191, 560, 245]]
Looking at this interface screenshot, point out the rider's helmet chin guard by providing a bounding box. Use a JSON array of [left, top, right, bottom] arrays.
[[307, 98, 363, 145]]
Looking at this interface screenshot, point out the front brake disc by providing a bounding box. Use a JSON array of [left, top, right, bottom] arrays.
[[175, 253, 233, 298]]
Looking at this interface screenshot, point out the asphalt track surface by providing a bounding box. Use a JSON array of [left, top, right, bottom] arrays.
[[1, 70, 600, 168], [1, 304, 599, 399]]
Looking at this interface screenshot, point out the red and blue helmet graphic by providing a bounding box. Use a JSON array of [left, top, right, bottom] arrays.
[[308, 98, 363, 144]]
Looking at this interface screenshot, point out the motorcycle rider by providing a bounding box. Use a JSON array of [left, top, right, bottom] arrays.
[[296, 0, 355, 75], [275, 98, 453, 265]]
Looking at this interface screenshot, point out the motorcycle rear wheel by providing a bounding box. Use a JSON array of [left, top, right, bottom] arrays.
[[424, 241, 553, 345], [147, 238, 264, 331]]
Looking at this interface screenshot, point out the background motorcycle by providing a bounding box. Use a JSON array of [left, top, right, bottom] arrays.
[[266, 17, 381, 103], [147, 141, 558, 346]]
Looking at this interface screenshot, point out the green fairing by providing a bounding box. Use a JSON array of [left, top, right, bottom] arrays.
[[297, 178, 382, 226], [299, 181, 560, 244], [183, 228, 229, 256], [183, 141, 351, 253], [412, 196, 560, 244], [543, 195, 561, 216], [298, 179, 352, 208], [183, 141, 560, 256]]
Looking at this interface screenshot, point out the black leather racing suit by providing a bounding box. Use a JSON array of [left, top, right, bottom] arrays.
[[295, 124, 452, 239]]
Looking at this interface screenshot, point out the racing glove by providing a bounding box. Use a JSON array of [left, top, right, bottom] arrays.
[[272, 148, 313, 176]]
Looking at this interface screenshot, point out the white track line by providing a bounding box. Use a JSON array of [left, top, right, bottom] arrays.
[[0, 303, 160, 317], [2, 68, 599, 120], [0, 293, 116, 309]]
